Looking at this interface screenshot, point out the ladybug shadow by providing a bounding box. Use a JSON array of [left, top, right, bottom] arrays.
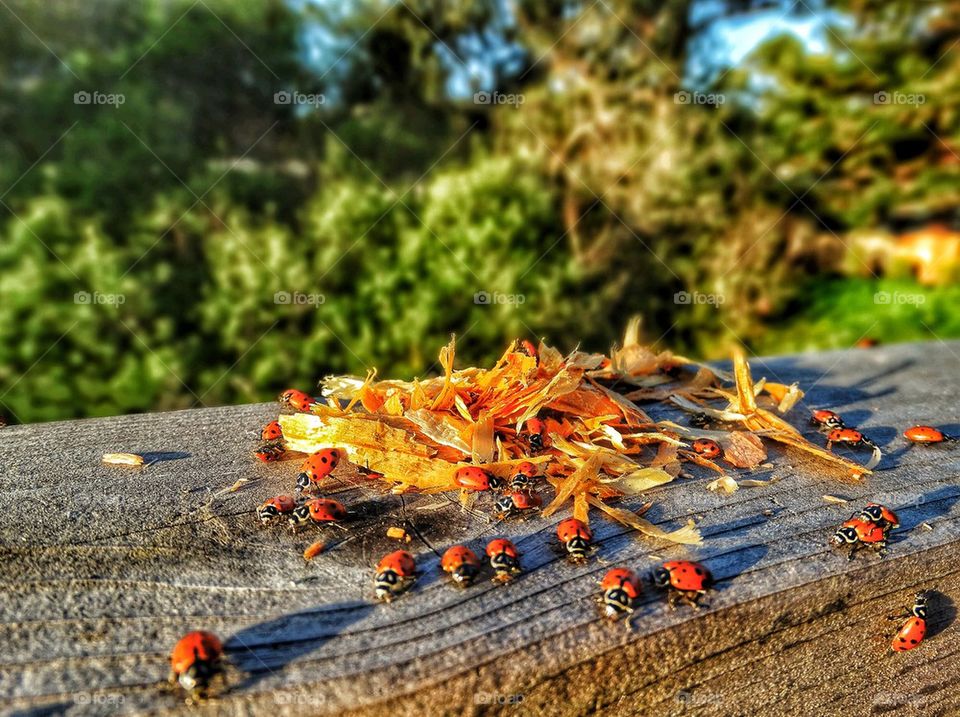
[[9, 703, 73, 717], [925, 590, 956, 641], [226, 601, 373, 690], [139, 451, 191, 464]]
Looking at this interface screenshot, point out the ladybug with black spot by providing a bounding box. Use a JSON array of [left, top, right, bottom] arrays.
[[811, 409, 845, 432], [523, 418, 548, 454], [168, 630, 224, 700], [278, 388, 317, 413], [830, 516, 889, 559], [297, 448, 343, 493], [904, 425, 956, 445], [374, 550, 417, 602], [454, 466, 492, 492], [254, 443, 286, 463], [509, 460, 539, 492], [598, 568, 643, 624], [441, 545, 481, 587], [493, 490, 542, 519], [650, 560, 712, 610], [857, 503, 899, 530], [288, 498, 347, 530], [260, 420, 283, 441], [557, 518, 592, 563], [890, 591, 930, 652], [691, 438, 721, 460], [256, 495, 296, 524], [826, 428, 877, 451], [486, 538, 521, 583]]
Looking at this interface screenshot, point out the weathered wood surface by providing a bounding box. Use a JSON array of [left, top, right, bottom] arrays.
[[2, 341, 960, 716]]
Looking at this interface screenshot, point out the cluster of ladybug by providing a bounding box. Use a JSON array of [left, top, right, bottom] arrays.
[[829, 502, 899, 559], [598, 561, 713, 625], [811, 409, 956, 451]]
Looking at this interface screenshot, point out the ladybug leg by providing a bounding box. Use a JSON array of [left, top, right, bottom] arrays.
[[666, 590, 680, 610]]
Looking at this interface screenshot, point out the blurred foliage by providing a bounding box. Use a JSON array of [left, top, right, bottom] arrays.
[[1, 0, 959, 422]]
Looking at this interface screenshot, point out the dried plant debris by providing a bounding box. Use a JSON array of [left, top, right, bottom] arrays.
[[102, 452, 145, 467], [274, 322, 873, 544]]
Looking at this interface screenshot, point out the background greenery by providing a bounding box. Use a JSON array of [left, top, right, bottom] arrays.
[[1, 0, 958, 423]]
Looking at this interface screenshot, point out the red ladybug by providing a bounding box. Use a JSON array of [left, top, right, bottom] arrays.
[[288, 498, 347, 529], [168, 630, 224, 699], [509, 461, 539, 492], [523, 418, 547, 454], [811, 409, 845, 431], [557, 518, 592, 562], [904, 425, 955, 444], [826, 428, 877, 450], [254, 443, 286, 462], [454, 466, 491, 492], [518, 339, 538, 361], [650, 560, 712, 610], [297, 448, 343, 492], [691, 438, 721, 459], [493, 490, 542, 519], [858, 503, 900, 530], [374, 550, 417, 602], [278, 388, 316, 413], [830, 516, 889, 559], [891, 592, 930, 652], [486, 538, 521, 582], [260, 420, 283, 441], [441, 545, 481, 587], [256, 495, 296, 524], [599, 567, 643, 622]]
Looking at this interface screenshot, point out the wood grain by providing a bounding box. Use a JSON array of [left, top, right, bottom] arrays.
[[1, 341, 959, 716]]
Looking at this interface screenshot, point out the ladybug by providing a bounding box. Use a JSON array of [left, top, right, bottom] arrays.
[[289, 498, 347, 529], [557, 518, 592, 562], [858, 503, 900, 530], [691, 438, 721, 460], [830, 516, 888, 559], [493, 490, 542, 519], [518, 339, 538, 361], [441, 545, 481, 587], [454, 466, 491, 492], [891, 592, 930, 652], [598, 567, 643, 622], [826, 428, 877, 451], [523, 418, 547, 454], [811, 409, 845, 431], [278, 388, 316, 413], [650, 560, 712, 610], [256, 495, 296, 524], [509, 461, 539, 492], [904, 425, 956, 444], [254, 443, 286, 462], [168, 630, 224, 700], [374, 550, 417, 602], [297, 448, 343, 492], [486, 538, 521, 583], [260, 420, 283, 441]]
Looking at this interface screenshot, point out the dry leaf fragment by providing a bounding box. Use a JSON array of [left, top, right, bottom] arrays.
[[706, 476, 740, 494], [102, 452, 144, 466], [588, 496, 702, 545], [822, 494, 848, 504], [387, 526, 411, 542], [721, 432, 767, 468]]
